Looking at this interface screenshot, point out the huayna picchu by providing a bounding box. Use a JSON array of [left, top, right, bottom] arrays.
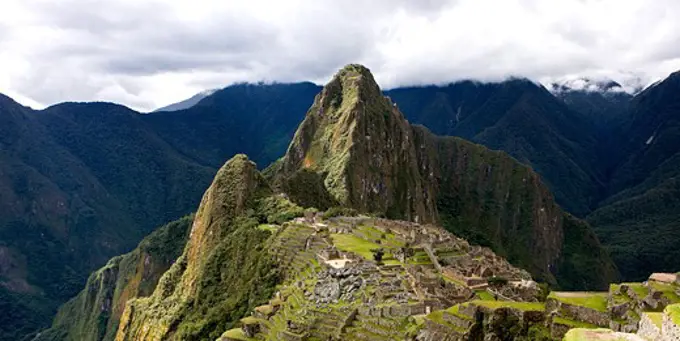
[[38, 65, 670, 341]]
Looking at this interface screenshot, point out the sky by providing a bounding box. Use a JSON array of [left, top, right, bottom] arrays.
[[1, 0, 680, 112]]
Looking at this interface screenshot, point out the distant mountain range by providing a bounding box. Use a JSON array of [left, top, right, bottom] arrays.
[[153, 89, 218, 112], [2, 67, 679, 340]]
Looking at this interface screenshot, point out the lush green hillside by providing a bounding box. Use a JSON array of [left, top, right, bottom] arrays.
[[142, 82, 321, 168], [585, 72, 680, 280], [387, 81, 603, 217], [35, 216, 192, 341], [116, 155, 287, 341], [0, 96, 215, 340]]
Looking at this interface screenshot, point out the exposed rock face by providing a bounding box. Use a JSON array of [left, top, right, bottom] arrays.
[[35, 216, 192, 341], [273, 64, 617, 289]]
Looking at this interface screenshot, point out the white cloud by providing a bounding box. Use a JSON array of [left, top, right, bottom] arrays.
[[0, 0, 679, 111]]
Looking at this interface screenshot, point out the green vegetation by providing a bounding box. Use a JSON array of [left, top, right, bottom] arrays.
[[115, 155, 282, 341], [256, 195, 304, 224], [331, 234, 383, 261], [548, 292, 608, 312], [553, 316, 599, 329], [36, 216, 193, 341], [667, 304, 680, 325], [645, 312, 663, 329], [220, 328, 254, 341], [623, 282, 648, 298], [649, 281, 680, 303], [322, 206, 358, 219], [467, 300, 545, 312], [475, 290, 495, 301]]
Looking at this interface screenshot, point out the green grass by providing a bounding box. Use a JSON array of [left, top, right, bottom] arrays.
[[553, 317, 598, 329], [445, 304, 473, 320], [622, 282, 648, 298], [331, 233, 381, 260], [330, 233, 399, 264], [644, 312, 663, 329], [649, 282, 680, 303], [356, 225, 406, 248], [548, 292, 608, 312], [425, 311, 467, 333], [257, 224, 279, 233], [466, 300, 545, 311], [475, 290, 494, 301], [667, 304, 680, 325], [220, 328, 255, 341]]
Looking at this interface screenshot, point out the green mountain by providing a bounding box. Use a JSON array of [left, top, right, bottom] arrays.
[[39, 65, 618, 341], [586, 72, 680, 280], [270, 65, 616, 289], [141, 82, 321, 168], [35, 216, 192, 341], [387, 80, 604, 217], [0, 96, 215, 340]]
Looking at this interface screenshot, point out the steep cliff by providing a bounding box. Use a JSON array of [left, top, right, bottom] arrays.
[[272, 64, 617, 289], [35, 216, 192, 341], [115, 155, 285, 341]]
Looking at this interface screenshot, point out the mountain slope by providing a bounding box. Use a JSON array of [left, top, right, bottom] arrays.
[[35, 216, 192, 341], [586, 71, 680, 280], [271, 64, 617, 289], [0, 96, 137, 340], [116, 155, 283, 341], [0, 96, 216, 340], [386, 81, 603, 217], [142, 82, 321, 168], [153, 90, 217, 112]]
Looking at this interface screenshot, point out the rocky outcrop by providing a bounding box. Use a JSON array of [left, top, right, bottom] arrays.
[[271, 64, 617, 290]]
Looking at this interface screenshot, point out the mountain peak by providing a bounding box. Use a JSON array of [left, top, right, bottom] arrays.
[[276, 64, 434, 222], [321, 63, 383, 109]]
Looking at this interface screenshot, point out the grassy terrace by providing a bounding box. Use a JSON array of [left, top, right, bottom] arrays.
[[667, 304, 680, 325], [649, 282, 680, 303], [467, 300, 545, 311], [553, 316, 598, 329], [330, 233, 400, 265], [622, 282, 648, 298], [356, 225, 406, 248], [426, 310, 467, 333], [644, 312, 663, 329], [548, 292, 608, 312], [220, 328, 256, 341], [445, 304, 473, 320], [475, 290, 494, 301]]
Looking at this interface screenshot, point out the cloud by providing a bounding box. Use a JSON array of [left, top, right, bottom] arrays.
[[1, 0, 680, 111]]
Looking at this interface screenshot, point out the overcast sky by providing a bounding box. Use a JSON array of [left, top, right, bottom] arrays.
[[1, 0, 680, 112]]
